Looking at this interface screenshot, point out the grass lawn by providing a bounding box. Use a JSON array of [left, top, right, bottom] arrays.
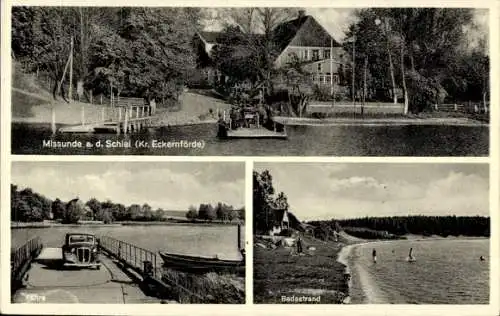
[[253, 236, 348, 304]]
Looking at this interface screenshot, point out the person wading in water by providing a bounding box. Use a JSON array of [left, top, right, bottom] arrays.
[[372, 248, 377, 263]]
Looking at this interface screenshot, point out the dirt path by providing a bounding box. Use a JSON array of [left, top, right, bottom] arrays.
[[12, 88, 231, 126]]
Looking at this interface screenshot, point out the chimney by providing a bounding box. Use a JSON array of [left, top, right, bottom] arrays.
[[298, 10, 306, 19]]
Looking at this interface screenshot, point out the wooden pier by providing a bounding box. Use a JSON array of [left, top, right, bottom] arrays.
[[11, 236, 171, 303], [11, 235, 236, 304], [58, 97, 157, 134]]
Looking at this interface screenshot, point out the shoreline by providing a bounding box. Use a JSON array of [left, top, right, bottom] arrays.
[[273, 116, 488, 127], [11, 220, 244, 229]]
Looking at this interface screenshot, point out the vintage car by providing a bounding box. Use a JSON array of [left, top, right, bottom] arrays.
[[61, 233, 101, 269]]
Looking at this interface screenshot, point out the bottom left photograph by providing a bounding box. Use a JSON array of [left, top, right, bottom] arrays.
[[10, 161, 246, 304]]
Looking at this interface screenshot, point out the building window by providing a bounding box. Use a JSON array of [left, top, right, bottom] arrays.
[[334, 74, 340, 84], [317, 63, 322, 72], [304, 50, 309, 60], [312, 50, 319, 61], [324, 49, 331, 59]]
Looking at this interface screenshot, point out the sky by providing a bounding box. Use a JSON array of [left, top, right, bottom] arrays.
[[254, 163, 489, 221], [202, 8, 488, 49], [11, 162, 245, 210]]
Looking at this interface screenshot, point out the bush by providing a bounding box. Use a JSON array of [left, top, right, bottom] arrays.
[[406, 71, 447, 113], [185, 69, 212, 89]]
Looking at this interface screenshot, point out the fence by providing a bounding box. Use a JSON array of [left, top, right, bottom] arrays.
[[434, 102, 489, 114], [98, 236, 161, 278], [98, 236, 213, 303], [11, 237, 43, 291]]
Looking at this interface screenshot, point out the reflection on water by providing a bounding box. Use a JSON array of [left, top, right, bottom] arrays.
[[12, 123, 488, 156]]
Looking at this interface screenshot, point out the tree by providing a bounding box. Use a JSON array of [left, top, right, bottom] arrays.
[[345, 8, 485, 112], [186, 205, 198, 221], [63, 198, 84, 224], [127, 204, 142, 220], [153, 208, 165, 221], [85, 198, 102, 217], [96, 208, 114, 223], [217, 8, 300, 95], [253, 170, 276, 234], [51, 198, 66, 220]]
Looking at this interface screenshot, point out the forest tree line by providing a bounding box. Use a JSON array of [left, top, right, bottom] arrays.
[[185, 203, 245, 222], [11, 184, 242, 224], [11, 7, 204, 103], [309, 216, 490, 239]]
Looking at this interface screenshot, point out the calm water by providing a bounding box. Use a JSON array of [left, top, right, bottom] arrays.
[[12, 123, 488, 156], [11, 224, 245, 260], [347, 239, 489, 304]]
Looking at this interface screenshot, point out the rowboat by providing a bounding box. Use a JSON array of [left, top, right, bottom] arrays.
[[159, 251, 245, 274]]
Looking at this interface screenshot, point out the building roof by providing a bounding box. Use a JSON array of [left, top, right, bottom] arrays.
[[198, 14, 341, 53]]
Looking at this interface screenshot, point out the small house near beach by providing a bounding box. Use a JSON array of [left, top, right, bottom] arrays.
[[268, 206, 290, 236]]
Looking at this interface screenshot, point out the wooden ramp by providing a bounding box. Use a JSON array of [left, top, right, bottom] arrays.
[[226, 128, 287, 140]]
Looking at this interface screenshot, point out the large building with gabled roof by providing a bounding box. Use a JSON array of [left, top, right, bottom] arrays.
[[194, 10, 348, 88]]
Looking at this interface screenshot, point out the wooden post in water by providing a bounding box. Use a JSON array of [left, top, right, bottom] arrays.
[[237, 224, 241, 251], [124, 107, 129, 135], [51, 105, 56, 135], [81, 105, 85, 126]]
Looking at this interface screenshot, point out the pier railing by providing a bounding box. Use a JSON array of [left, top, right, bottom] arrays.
[[98, 236, 220, 303], [98, 236, 161, 278], [11, 237, 43, 291]]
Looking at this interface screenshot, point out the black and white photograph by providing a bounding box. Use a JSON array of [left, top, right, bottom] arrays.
[[10, 161, 245, 304], [10, 7, 489, 156], [253, 163, 490, 304]]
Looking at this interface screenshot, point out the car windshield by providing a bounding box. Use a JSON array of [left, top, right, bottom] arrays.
[[69, 235, 95, 244]]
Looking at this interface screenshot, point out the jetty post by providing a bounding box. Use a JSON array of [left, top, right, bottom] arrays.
[[81, 105, 85, 126], [123, 108, 129, 135], [237, 223, 241, 250], [51, 105, 56, 135]]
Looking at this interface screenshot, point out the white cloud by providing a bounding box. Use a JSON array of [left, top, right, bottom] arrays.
[[12, 163, 245, 210], [256, 164, 489, 221]]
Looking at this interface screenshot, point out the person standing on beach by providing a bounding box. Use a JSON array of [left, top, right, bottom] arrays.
[[372, 249, 377, 263], [297, 236, 303, 254]]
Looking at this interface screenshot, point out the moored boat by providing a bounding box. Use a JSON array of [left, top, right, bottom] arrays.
[[159, 251, 245, 274]]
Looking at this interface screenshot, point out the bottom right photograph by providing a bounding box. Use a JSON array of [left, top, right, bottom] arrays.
[[253, 162, 490, 304]]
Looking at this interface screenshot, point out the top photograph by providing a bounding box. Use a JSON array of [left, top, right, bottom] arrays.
[[9, 7, 490, 156]]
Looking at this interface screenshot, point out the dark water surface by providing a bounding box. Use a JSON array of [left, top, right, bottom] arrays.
[[12, 123, 488, 156]]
